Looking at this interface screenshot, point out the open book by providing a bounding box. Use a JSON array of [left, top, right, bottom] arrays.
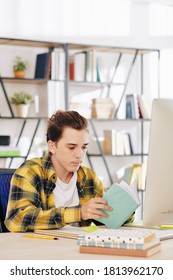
[[97, 181, 140, 229]]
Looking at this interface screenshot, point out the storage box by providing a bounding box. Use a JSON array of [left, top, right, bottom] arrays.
[[92, 98, 115, 119]]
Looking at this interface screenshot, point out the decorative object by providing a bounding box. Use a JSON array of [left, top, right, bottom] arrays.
[[13, 56, 28, 78], [11, 91, 33, 118], [92, 98, 116, 119]]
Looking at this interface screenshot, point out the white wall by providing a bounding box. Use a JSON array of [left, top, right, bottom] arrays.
[[1, 0, 173, 100], [0, 0, 173, 184]]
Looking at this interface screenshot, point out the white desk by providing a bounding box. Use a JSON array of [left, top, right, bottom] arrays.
[[0, 232, 173, 260]]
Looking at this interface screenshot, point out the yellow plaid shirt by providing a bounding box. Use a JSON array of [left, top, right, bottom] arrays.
[[5, 153, 105, 232]]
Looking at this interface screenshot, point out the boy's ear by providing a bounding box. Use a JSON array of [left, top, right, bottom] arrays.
[[47, 140, 56, 154]]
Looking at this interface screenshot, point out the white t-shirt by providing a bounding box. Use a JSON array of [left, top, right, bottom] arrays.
[[53, 172, 79, 208]]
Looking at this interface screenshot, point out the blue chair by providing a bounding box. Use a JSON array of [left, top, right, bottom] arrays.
[[0, 168, 15, 232]]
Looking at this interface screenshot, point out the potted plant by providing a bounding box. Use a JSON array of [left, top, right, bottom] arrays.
[[13, 56, 28, 78], [11, 91, 33, 117]]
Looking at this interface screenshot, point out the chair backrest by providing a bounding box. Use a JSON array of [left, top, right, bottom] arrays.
[[0, 168, 16, 232]]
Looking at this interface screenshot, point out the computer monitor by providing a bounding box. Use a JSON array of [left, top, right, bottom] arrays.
[[143, 98, 173, 227]]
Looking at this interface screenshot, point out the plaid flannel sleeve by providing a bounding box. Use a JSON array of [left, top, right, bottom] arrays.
[[5, 173, 81, 232]]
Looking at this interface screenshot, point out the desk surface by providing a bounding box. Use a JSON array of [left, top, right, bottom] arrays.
[[0, 232, 173, 260]]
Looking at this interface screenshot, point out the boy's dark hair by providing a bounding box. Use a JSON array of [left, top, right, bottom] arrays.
[[46, 110, 88, 142]]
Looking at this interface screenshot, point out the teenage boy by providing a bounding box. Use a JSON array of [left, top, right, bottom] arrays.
[[5, 110, 114, 232]]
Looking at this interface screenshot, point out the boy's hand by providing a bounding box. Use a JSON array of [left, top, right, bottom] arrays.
[[80, 197, 112, 220]]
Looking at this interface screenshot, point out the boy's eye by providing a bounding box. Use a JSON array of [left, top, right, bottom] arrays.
[[82, 146, 88, 150]]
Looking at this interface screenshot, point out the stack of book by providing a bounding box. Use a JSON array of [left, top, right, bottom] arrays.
[[78, 228, 161, 258], [103, 129, 133, 155], [0, 146, 20, 157]]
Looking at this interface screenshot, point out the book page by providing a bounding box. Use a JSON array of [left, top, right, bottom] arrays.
[[119, 180, 140, 204]]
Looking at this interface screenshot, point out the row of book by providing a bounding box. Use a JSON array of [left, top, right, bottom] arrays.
[[122, 164, 146, 191], [69, 50, 112, 82], [103, 129, 133, 156], [126, 94, 151, 119], [77, 228, 161, 258]]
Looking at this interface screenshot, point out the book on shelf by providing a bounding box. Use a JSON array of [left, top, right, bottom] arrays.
[[96, 181, 140, 228], [0, 135, 10, 146], [74, 51, 87, 82], [51, 51, 65, 80], [123, 132, 134, 155], [78, 228, 161, 258], [34, 52, 51, 79], [103, 129, 117, 155], [103, 130, 133, 156], [137, 95, 151, 119], [0, 146, 20, 157], [130, 164, 146, 191], [126, 94, 139, 119], [69, 56, 74, 80], [122, 164, 146, 191]]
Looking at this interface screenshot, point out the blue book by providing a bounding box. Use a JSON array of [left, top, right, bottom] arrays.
[[97, 181, 140, 229], [35, 52, 51, 79]]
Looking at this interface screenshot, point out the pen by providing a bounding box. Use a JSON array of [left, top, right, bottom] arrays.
[[24, 235, 58, 240], [159, 225, 173, 229]]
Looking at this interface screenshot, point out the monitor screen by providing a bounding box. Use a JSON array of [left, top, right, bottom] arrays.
[[143, 98, 173, 226]]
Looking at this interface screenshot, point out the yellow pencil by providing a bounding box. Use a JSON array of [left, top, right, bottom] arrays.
[[24, 235, 58, 240], [159, 225, 173, 229]]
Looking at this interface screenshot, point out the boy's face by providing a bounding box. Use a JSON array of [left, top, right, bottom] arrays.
[[48, 127, 89, 173]]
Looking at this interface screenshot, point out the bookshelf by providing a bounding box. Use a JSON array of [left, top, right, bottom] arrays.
[[66, 43, 160, 219], [0, 38, 160, 204], [66, 43, 159, 182], [0, 38, 66, 167]]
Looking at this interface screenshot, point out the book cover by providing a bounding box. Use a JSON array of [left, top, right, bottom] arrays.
[[97, 181, 140, 228], [78, 237, 160, 250], [79, 243, 161, 258], [130, 164, 146, 191], [77, 228, 159, 250], [103, 129, 117, 155], [69, 61, 74, 80], [126, 94, 139, 119], [35, 225, 87, 240], [137, 95, 151, 119], [0, 146, 20, 157], [35, 52, 51, 79], [74, 51, 87, 81]]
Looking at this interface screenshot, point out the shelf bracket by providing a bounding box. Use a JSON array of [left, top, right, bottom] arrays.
[[0, 76, 14, 117]]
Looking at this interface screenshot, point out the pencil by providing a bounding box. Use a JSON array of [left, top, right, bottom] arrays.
[[159, 225, 173, 229], [23, 235, 58, 240]]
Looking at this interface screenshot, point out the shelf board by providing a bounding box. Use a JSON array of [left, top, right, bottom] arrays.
[[89, 118, 151, 122], [1, 77, 48, 84], [69, 80, 125, 87], [0, 155, 26, 158], [68, 43, 159, 55], [0, 38, 64, 49], [1, 77, 65, 84], [0, 116, 47, 120]]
